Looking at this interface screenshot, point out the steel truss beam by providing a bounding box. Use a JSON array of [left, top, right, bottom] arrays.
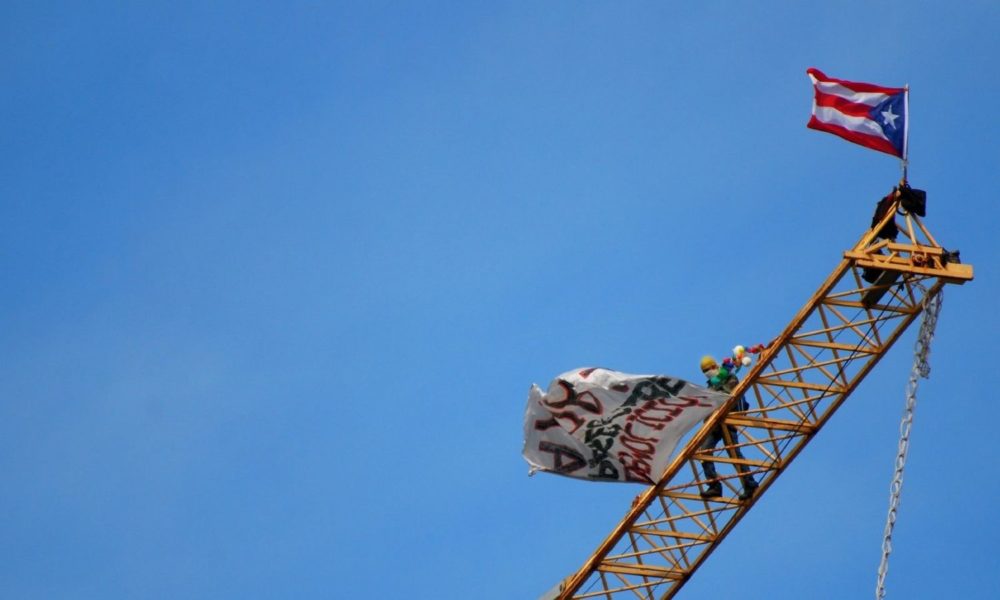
[[553, 197, 973, 600]]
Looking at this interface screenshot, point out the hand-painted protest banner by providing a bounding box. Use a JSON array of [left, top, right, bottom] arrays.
[[522, 367, 728, 484]]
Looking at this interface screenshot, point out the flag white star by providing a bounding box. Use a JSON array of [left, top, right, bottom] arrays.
[[881, 106, 899, 129]]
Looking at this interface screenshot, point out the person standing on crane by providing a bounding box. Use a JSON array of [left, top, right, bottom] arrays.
[[698, 355, 759, 500]]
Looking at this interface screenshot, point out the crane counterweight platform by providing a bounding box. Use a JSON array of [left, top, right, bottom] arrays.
[[547, 189, 973, 600]]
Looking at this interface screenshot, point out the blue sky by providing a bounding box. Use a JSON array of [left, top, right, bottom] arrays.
[[2, 3, 998, 599]]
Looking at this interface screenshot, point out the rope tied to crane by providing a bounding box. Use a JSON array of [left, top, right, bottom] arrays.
[[875, 286, 943, 599]]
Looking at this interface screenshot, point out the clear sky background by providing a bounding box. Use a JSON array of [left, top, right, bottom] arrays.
[[2, 3, 998, 599]]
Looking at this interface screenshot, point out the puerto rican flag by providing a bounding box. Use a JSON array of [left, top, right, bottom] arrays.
[[807, 68, 907, 159]]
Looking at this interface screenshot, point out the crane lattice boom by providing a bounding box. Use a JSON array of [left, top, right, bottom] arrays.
[[551, 193, 973, 600]]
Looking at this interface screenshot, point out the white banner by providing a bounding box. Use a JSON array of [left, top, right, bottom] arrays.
[[522, 367, 728, 484]]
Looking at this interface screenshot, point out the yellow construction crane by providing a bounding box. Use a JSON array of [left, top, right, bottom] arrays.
[[545, 186, 973, 600]]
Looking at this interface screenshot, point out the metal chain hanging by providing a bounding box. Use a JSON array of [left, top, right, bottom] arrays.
[[874, 287, 943, 599]]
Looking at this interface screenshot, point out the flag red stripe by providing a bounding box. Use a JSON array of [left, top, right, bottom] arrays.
[[807, 117, 901, 157], [807, 67, 904, 95], [814, 91, 873, 118]]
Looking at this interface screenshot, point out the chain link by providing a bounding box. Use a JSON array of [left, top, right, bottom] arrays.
[[875, 287, 943, 599]]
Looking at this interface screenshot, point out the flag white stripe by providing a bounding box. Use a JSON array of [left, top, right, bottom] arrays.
[[810, 78, 889, 107], [813, 106, 889, 141]]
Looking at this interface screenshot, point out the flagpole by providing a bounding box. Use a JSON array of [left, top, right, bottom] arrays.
[[901, 84, 910, 184]]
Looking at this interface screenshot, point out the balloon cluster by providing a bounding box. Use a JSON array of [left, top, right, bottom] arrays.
[[721, 343, 767, 371]]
